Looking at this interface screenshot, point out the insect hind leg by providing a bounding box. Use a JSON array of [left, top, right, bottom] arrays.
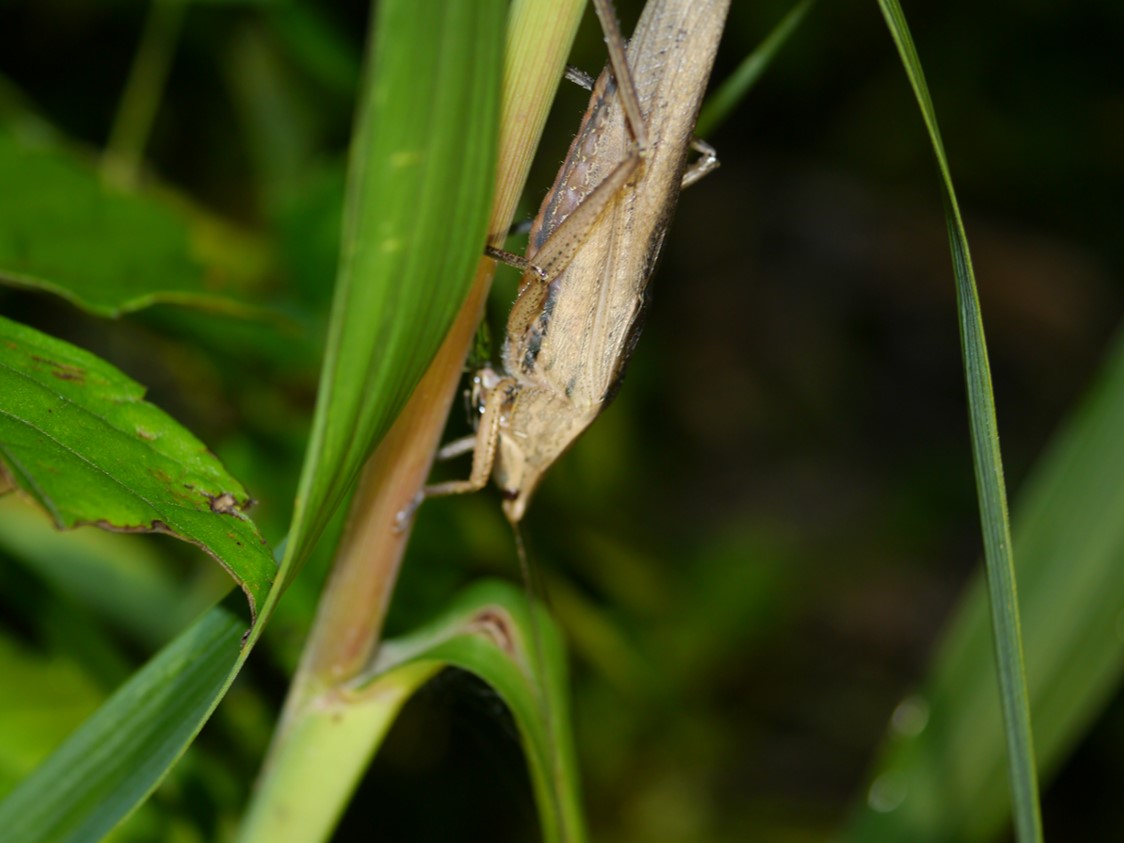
[[592, 0, 649, 154]]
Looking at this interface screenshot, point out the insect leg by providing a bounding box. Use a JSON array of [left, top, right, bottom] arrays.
[[520, 0, 651, 281], [421, 376, 512, 499], [485, 245, 547, 281], [497, 0, 650, 285], [435, 435, 478, 461], [523, 140, 642, 280], [395, 377, 512, 530], [591, 0, 649, 153], [682, 138, 720, 188], [565, 66, 595, 91]]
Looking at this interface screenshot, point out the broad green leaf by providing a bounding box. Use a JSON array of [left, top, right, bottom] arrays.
[[845, 2, 1043, 841], [0, 128, 270, 318], [237, 581, 586, 843], [0, 2, 506, 840], [0, 315, 275, 617], [844, 326, 1124, 842]]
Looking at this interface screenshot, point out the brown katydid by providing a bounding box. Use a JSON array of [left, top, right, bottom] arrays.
[[410, 0, 730, 524]]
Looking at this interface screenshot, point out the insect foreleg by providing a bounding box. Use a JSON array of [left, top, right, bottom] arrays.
[[421, 375, 512, 500], [396, 375, 515, 530]]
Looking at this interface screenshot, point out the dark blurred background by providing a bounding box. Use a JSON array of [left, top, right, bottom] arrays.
[[1, 0, 1121, 840]]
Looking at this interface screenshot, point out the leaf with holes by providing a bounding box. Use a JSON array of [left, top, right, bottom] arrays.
[[0, 314, 275, 616]]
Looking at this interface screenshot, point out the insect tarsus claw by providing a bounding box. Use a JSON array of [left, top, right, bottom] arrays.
[[394, 491, 425, 533]]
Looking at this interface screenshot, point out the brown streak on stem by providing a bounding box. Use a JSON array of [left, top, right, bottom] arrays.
[[299, 267, 493, 689]]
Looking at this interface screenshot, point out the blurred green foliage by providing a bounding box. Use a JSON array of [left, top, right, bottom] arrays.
[[0, 0, 1121, 841]]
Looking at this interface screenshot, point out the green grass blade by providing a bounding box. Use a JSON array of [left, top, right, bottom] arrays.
[[234, 658, 441, 843], [859, 2, 1043, 840], [282, 0, 504, 577], [238, 580, 585, 843], [368, 581, 585, 843], [0, 593, 248, 843], [237, 581, 584, 843], [694, 0, 813, 138], [844, 327, 1124, 842]]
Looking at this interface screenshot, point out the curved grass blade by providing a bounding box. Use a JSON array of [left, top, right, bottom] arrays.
[[0, 2, 505, 840], [237, 581, 585, 843], [0, 315, 275, 617], [694, 0, 813, 138], [850, 2, 1043, 841], [371, 582, 585, 843]]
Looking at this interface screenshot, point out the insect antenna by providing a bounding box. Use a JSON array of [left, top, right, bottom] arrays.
[[509, 519, 564, 824]]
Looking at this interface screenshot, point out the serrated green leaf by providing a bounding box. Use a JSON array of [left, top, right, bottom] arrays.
[[0, 315, 275, 617]]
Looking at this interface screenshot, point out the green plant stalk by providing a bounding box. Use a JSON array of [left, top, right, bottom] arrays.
[[104, 0, 187, 187], [238, 1, 587, 840], [235, 662, 441, 842], [695, 0, 812, 138]]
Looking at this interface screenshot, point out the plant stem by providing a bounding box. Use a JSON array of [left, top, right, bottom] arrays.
[[238, 2, 587, 840], [104, 0, 186, 187]]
